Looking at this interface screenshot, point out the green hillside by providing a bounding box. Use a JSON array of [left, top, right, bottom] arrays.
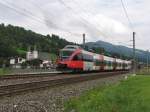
[[86, 40, 150, 63], [0, 23, 75, 66]]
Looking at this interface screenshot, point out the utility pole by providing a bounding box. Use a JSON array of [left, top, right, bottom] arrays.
[[133, 32, 136, 74], [147, 50, 149, 71], [83, 33, 85, 49]]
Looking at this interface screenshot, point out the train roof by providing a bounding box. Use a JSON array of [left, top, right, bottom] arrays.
[[103, 55, 114, 61], [64, 45, 81, 49], [61, 45, 81, 51]]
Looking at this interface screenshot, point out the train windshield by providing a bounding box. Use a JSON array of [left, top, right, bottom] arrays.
[[60, 50, 73, 59]]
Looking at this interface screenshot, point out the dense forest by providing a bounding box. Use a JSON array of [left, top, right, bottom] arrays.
[[0, 23, 77, 66], [0, 23, 75, 57]]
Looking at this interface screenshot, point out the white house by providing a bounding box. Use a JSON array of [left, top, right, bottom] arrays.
[[26, 47, 38, 60], [10, 57, 26, 68]]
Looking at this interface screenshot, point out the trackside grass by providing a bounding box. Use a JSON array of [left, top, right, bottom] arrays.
[[0, 68, 10, 75], [136, 68, 150, 75], [65, 75, 150, 112]]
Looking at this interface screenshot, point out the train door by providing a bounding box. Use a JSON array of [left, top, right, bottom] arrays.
[[82, 53, 94, 71], [113, 58, 116, 70]]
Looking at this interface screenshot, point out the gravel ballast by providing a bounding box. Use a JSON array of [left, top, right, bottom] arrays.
[[0, 74, 128, 112]]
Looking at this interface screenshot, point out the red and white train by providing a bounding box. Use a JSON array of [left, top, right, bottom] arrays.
[[57, 45, 131, 72]]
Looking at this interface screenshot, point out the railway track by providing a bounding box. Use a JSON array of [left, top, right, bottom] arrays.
[[0, 71, 129, 97], [0, 71, 63, 80]]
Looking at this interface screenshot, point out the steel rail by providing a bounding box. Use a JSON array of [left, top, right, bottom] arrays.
[[0, 71, 64, 80], [0, 71, 128, 97]]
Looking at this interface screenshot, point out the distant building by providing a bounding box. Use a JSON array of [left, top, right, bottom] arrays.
[[26, 46, 38, 60], [10, 57, 26, 68], [25, 46, 55, 69], [38, 52, 53, 68], [10, 58, 15, 65]]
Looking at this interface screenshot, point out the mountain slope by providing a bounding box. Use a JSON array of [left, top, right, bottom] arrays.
[[86, 40, 149, 63], [0, 23, 148, 65]]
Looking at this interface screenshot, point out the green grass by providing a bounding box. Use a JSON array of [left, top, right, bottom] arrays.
[[16, 48, 27, 55], [65, 75, 150, 112], [0, 68, 11, 75]]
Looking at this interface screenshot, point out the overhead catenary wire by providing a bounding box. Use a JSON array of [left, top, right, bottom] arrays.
[[57, 0, 110, 39], [0, 1, 46, 27], [70, 0, 113, 38], [118, 42, 133, 47], [29, 0, 106, 39], [27, 0, 82, 37], [70, 0, 134, 47], [24, 0, 85, 37], [0, 0, 81, 37], [120, 0, 134, 31], [1, 0, 128, 42], [120, 0, 144, 41]]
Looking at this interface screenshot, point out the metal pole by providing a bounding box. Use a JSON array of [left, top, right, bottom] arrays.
[[147, 50, 149, 72], [83, 33, 85, 49], [133, 32, 136, 74]]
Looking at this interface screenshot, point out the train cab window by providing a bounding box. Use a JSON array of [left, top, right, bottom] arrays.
[[73, 54, 82, 61], [60, 50, 73, 59]]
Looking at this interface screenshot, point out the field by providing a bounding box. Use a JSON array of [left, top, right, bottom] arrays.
[[65, 75, 150, 112]]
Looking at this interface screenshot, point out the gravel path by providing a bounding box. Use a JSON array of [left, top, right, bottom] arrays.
[[0, 74, 128, 112]]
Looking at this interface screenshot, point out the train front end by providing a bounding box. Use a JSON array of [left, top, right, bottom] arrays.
[[56, 45, 81, 71]]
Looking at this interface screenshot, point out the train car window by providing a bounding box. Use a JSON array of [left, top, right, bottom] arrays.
[[124, 63, 127, 67], [117, 62, 120, 67], [123, 63, 125, 67], [105, 61, 111, 66], [107, 61, 109, 66], [103, 60, 107, 66], [108, 61, 112, 66], [119, 63, 121, 67], [95, 59, 102, 66], [116, 62, 118, 67], [82, 53, 93, 62], [101, 61, 103, 66], [113, 62, 117, 67]]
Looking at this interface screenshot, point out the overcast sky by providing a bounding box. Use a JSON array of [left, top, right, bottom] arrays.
[[0, 0, 149, 50]]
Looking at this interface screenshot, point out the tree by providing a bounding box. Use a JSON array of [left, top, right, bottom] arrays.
[[26, 59, 42, 68], [0, 23, 76, 66]]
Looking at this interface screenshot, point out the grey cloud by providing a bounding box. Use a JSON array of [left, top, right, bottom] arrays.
[[0, 0, 149, 50]]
